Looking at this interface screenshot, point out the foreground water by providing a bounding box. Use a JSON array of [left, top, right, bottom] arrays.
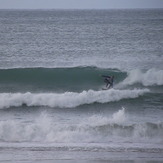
[[0, 9, 163, 162]]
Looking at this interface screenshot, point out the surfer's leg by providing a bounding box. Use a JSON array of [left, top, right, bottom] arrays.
[[105, 79, 109, 88], [108, 83, 113, 89]]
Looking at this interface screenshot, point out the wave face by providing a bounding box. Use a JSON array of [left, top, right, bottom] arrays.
[[0, 67, 163, 93], [0, 67, 126, 92]]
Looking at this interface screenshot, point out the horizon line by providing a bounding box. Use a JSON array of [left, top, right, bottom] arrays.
[[0, 7, 163, 10]]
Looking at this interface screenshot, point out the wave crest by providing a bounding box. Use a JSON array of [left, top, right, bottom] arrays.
[[0, 89, 149, 109]]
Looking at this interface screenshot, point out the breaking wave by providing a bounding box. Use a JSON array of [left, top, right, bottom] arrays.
[[121, 68, 163, 86], [0, 108, 162, 143], [0, 89, 149, 109]]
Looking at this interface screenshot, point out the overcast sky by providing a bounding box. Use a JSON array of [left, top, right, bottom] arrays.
[[0, 0, 163, 9]]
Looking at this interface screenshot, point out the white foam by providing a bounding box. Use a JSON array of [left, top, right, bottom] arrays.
[[0, 108, 126, 143], [122, 68, 163, 86], [0, 108, 162, 143], [0, 89, 149, 109], [112, 107, 126, 123], [82, 107, 126, 128]]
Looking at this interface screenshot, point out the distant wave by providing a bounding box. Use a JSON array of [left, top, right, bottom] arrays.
[[0, 89, 149, 109]]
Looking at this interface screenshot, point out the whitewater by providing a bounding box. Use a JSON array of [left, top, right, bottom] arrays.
[[0, 89, 149, 109], [0, 9, 163, 163]]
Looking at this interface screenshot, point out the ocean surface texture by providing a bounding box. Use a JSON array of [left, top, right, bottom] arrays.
[[0, 9, 163, 163]]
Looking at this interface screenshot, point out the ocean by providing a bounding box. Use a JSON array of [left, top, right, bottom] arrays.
[[0, 9, 163, 163]]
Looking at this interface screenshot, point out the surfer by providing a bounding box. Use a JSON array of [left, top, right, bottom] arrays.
[[102, 75, 114, 89]]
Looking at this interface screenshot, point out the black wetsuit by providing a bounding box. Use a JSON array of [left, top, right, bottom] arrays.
[[102, 75, 114, 88]]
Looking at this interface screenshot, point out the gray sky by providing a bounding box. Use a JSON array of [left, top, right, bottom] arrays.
[[0, 0, 163, 9]]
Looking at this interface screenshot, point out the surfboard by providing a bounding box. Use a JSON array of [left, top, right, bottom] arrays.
[[102, 87, 109, 90]]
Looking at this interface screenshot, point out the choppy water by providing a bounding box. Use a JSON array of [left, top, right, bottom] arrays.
[[0, 9, 163, 162]]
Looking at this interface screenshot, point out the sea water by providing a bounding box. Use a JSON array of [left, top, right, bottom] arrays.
[[0, 9, 163, 162]]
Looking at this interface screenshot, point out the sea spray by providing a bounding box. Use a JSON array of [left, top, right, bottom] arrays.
[[82, 107, 126, 128], [121, 68, 163, 86], [112, 107, 126, 123]]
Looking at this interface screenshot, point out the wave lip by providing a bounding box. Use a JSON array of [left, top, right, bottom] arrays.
[[0, 89, 149, 109]]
